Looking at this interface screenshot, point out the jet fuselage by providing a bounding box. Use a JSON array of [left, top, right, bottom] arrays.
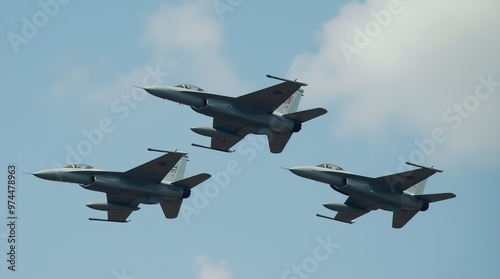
[[34, 169, 189, 204], [145, 86, 301, 135], [289, 166, 426, 212]]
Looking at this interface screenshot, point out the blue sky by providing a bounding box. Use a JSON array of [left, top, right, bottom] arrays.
[[1, 0, 500, 278]]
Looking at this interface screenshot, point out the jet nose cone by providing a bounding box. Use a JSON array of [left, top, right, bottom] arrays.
[[288, 166, 313, 178], [33, 170, 57, 181], [142, 86, 171, 99]]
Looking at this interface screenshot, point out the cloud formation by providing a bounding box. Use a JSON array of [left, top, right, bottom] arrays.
[[288, 0, 500, 166], [48, 0, 243, 125], [194, 256, 232, 279], [141, 0, 244, 93]]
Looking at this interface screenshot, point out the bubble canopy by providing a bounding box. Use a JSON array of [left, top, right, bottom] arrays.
[[175, 84, 204, 92], [64, 164, 94, 169], [316, 163, 344, 171]]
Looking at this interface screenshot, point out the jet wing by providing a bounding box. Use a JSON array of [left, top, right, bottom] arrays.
[[210, 118, 248, 152], [160, 199, 183, 219], [106, 194, 140, 222], [236, 81, 302, 113], [333, 196, 373, 224], [372, 168, 439, 193], [124, 151, 186, 183]]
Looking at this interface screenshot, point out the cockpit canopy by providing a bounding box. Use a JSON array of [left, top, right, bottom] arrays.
[[64, 164, 94, 169], [175, 84, 204, 92], [316, 163, 344, 171]]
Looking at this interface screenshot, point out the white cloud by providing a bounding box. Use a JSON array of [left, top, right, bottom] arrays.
[[142, 0, 222, 53], [288, 0, 500, 166], [48, 60, 169, 116], [48, 0, 245, 122], [141, 0, 246, 94], [194, 256, 232, 279]]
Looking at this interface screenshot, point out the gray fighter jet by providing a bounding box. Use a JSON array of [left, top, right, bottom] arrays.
[[33, 149, 211, 222], [288, 162, 456, 228], [141, 75, 327, 153]]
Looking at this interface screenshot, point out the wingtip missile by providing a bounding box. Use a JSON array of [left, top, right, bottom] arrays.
[[191, 143, 235, 153], [405, 162, 443, 173], [316, 214, 355, 224], [89, 218, 130, 223], [266, 74, 308, 86], [147, 148, 188, 155]]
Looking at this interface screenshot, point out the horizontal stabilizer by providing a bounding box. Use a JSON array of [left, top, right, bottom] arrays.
[[283, 108, 327, 123], [413, 193, 456, 203], [172, 173, 211, 189]]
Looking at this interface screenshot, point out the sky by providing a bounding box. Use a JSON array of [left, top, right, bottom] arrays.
[[1, 0, 499, 278]]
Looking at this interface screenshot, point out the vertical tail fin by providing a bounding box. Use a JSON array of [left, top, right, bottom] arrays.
[[275, 89, 303, 115], [404, 179, 427, 195], [268, 132, 293, 153], [392, 210, 419, 228], [162, 155, 188, 183]]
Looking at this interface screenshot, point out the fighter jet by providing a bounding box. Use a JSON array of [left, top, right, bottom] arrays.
[[288, 162, 456, 228], [33, 149, 211, 222], [141, 75, 327, 153]]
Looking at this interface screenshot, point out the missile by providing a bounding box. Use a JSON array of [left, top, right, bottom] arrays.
[[190, 127, 242, 140], [191, 143, 235, 153], [147, 148, 188, 155], [405, 161, 443, 173], [266, 74, 308, 86], [316, 214, 354, 224], [89, 218, 130, 223], [86, 202, 140, 212], [322, 203, 367, 214]]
